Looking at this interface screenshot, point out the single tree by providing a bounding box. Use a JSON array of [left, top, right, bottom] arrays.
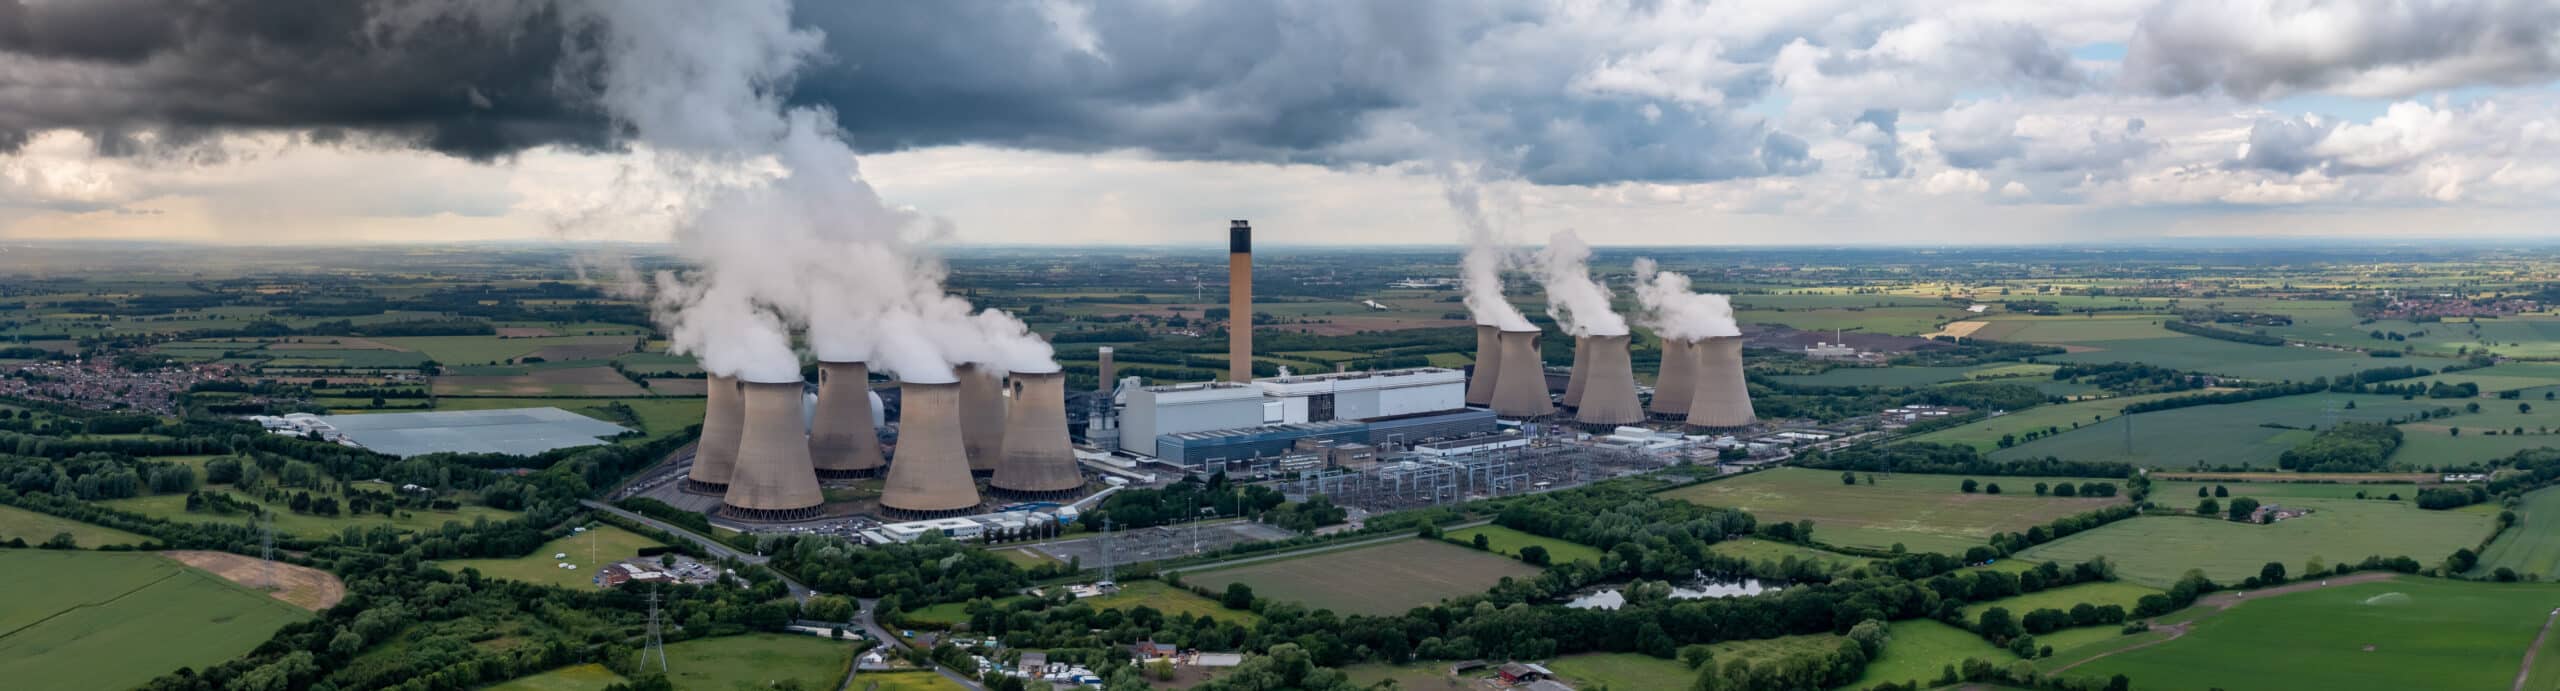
[[1962, 479, 1981, 493]]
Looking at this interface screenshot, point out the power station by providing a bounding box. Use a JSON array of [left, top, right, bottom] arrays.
[[1229, 220, 1254, 383], [809, 360, 886, 478], [1647, 338, 1697, 420], [684, 374, 743, 494], [1488, 328, 1554, 419], [720, 379, 825, 521], [1571, 333, 1643, 430], [991, 369, 1084, 499], [1686, 335, 1758, 430], [1464, 324, 1501, 407], [880, 378, 982, 519], [958, 363, 1009, 476]]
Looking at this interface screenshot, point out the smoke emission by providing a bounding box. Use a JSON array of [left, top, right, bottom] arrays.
[[1439, 162, 1532, 331], [1630, 258, 1741, 340], [414, 0, 1054, 383], [1533, 229, 1628, 337]]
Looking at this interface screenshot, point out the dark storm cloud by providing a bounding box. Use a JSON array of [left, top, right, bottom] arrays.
[[2125, 0, 2560, 99], [0, 0, 610, 160], [0, 0, 1811, 185]]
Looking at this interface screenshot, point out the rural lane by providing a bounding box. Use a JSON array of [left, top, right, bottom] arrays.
[[2515, 607, 2560, 691]]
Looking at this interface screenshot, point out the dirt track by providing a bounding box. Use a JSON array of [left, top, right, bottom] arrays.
[[163, 550, 346, 611]]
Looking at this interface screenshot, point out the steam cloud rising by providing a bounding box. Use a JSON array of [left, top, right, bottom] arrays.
[[1439, 162, 1532, 332], [1533, 229, 1627, 337], [450, 0, 1054, 383], [1630, 258, 1741, 341]]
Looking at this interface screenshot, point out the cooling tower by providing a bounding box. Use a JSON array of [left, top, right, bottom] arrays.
[[1097, 347, 1116, 393], [1229, 220, 1254, 384], [1488, 328, 1555, 418], [1574, 334, 1644, 429], [1465, 324, 1501, 407], [991, 370, 1085, 499], [720, 380, 824, 521], [1560, 335, 1593, 410], [958, 363, 1008, 476], [881, 379, 981, 519], [1648, 338, 1699, 420], [1686, 335, 1758, 430], [809, 361, 887, 478], [684, 373, 743, 494]]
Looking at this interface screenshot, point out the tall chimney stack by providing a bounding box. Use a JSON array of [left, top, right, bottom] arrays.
[[991, 370, 1085, 499], [1572, 334, 1644, 430], [1465, 324, 1501, 407], [720, 380, 825, 521], [881, 379, 982, 519], [1096, 346, 1116, 394], [685, 373, 744, 494], [1648, 338, 1698, 420], [957, 363, 1008, 475], [1686, 335, 1758, 430], [809, 361, 886, 478], [1489, 328, 1555, 419], [1560, 335, 1593, 411], [1228, 220, 1254, 383]]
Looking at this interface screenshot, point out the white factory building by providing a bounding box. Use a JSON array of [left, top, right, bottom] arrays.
[[1115, 367, 1487, 460], [1252, 367, 1466, 424]]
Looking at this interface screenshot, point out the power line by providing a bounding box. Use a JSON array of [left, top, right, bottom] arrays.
[[643, 589, 669, 673]]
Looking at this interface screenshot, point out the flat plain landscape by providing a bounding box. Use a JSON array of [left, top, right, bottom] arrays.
[[1182, 539, 1540, 616], [1662, 467, 2127, 555], [0, 551, 310, 691]]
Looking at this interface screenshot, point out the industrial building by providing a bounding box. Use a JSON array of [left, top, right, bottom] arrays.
[[1149, 408, 1497, 468], [1116, 367, 1496, 468], [1251, 367, 1465, 423], [1117, 382, 1267, 455]]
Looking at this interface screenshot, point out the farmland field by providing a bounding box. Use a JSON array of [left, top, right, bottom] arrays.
[[2063, 577, 2560, 691], [1991, 393, 2450, 469], [2470, 486, 2560, 579], [100, 488, 520, 538], [1083, 580, 1259, 625], [2155, 480, 2428, 502], [2014, 499, 2495, 586], [1661, 467, 2126, 554], [0, 551, 310, 691], [0, 504, 149, 547], [1545, 652, 1701, 690], [1774, 365, 1989, 388], [1708, 537, 1870, 570], [433, 366, 650, 396], [857, 671, 969, 690], [486, 664, 623, 691], [440, 525, 668, 589], [1908, 390, 2205, 452], [1442, 524, 1605, 565], [659, 633, 853, 691], [372, 334, 637, 365], [1183, 539, 1540, 615], [1956, 581, 2161, 626], [1853, 619, 2009, 688], [1737, 306, 1970, 335]]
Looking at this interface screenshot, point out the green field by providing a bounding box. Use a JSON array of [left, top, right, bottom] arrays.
[[1853, 619, 2010, 688], [0, 504, 149, 547], [1083, 580, 1260, 625], [1738, 306, 1970, 335], [1775, 365, 1990, 388], [440, 525, 668, 589], [1662, 467, 2127, 555], [0, 551, 310, 691], [2065, 578, 2560, 691], [1183, 539, 1540, 616], [2472, 486, 2560, 579], [2014, 499, 2496, 586], [658, 633, 853, 691], [2155, 480, 2428, 503], [1707, 537, 1871, 571], [1968, 315, 2185, 344], [1956, 581, 2161, 627], [371, 334, 635, 366], [1443, 524, 1605, 565], [1908, 390, 2205, 452], [2040, 336, 2462, 383], [486, 663, 625, 691], [101, 488, 520, 538], [1991, 393, 2451, 469], [854, 671, 968, 690], [1544, 652, 1700, 689]]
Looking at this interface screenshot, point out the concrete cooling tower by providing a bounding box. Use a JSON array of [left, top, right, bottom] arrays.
[[1560, 335, 1592, 411], [1686, 335, 1758, 430], [1465, 324, 1501, 407], [958, 363, 1008, 476], [720, 380, 824, 521], [991, 370, 1085, 499], [809, 361, 886, 478], [1573, 334, 1644, 429], [1489, 328, 1555, 419], [1647, 338, 1698, 420], [880, 379, 981, 519], [684, 373, 743, 494]]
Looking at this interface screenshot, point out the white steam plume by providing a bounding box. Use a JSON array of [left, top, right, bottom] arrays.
[[426, 0, 1056, 383], [1630, 258, 1741, 340], [1437, 161, 1532, 331], [1533, 229, 1627, 337]]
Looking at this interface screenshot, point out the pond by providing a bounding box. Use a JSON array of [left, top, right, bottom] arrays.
[[1564, 577, 1780, 610]]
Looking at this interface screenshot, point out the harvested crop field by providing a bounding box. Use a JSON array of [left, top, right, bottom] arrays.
[[163, 550, 347, 610], [1663, 467, 2126, 555], [643, 378, 709, 395], [1182, 539, 1538, 615], [434, 366, 649, 396]]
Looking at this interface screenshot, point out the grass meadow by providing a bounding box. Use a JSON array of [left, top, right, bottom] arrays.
[[1182, 539, 1539, 616], [1955, 581, 2162, 627], [1707, 537, 1871, 571], [101, 487, 520, 538], [2064, 578, 2560, 691], [440, 524, 668, 589], [2014, 499, 2496, 586], [1442, 524, 1606, 565], [0, 551, 309, 691], [485, 664, 624, 691], [0, 504, 149, 547], [1661, 467, 2127, 555], [1853, 619, 2009, 688], [1908, 390, 2206, 452], [1083, 580, 1260, 626], [1990, 393, 2449, 469], [1544, 652, 1701, 689], [2471, 486, 2560, 579], [657, 633, 852, 691]]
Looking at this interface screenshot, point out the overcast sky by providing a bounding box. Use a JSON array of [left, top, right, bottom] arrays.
[[3, 0, 2559, 246]]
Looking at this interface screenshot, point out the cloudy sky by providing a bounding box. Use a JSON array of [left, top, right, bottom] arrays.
[[2, 0, 2558, 247]]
